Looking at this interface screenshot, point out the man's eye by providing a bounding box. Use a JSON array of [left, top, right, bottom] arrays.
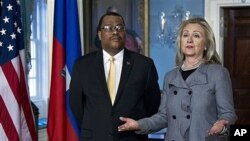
[[115, 25, 125, 31], [103, 26, 112, 30], [101, 25, 125, 32], [115, 26, 121, 30]]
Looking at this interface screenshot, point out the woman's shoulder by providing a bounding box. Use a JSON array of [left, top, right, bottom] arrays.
[[202, 63, 230, 78], [204, 63, 228, 72], [164, 66, 179, 79]]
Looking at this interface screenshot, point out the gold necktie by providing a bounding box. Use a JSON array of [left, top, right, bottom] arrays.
[[107, 57, 116, 105]]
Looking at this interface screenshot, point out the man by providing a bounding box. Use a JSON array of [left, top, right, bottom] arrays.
[[69, 12, 161, 141]]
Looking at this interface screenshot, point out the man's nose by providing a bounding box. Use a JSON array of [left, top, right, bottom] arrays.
[[112, 29, 118, 34]]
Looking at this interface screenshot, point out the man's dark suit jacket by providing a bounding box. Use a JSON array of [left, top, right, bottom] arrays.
[[69, 49, 161, 141]]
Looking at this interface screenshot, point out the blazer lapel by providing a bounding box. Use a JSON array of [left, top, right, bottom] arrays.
[[186, 64, 208, 86], [169, 68, 190, 89]]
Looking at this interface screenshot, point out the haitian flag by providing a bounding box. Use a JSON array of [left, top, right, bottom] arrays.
[[47, 0, 81, 140]]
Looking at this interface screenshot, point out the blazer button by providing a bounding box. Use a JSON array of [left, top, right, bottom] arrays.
[[173, 91, 177, 95], [188, 91, 192, 95], [172, 115, 176, 119], [186, 115, 190, 119]]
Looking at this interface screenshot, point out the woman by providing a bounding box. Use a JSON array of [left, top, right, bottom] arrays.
[[118, 18, 237, 141]]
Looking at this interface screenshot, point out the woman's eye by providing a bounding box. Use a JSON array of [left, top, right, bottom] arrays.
[[183, 34, 188, 37], [193, 34, 200, 38]]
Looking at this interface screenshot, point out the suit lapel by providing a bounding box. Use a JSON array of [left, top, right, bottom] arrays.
[[94, 50, 112, 104], [114, 49, 133, 105]]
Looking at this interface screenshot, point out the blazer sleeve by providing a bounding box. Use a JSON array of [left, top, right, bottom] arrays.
[[214, 67, 237, 124], [137, 89, 168, 134], [69, 60, 84, 127], [136, 72, 170, 134], [144, 60, 161, 116]]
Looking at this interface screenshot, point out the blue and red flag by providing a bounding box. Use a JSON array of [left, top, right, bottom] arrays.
[[47, 0, 81, 140], [0, 0, 37, 141]]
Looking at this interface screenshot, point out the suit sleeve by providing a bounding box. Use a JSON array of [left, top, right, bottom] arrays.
[[69, 60, 84, 128], [144, 60, 161, 116]]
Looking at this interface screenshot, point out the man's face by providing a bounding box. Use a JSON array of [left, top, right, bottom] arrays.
[[98, 15, 126, 55]]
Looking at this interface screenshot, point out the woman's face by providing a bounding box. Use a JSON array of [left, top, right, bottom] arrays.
[[181, 23, 206, 59]]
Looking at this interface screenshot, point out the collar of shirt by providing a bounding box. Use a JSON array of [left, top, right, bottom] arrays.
[[103, 49, 124, 65], [103, 49, 124, 93]]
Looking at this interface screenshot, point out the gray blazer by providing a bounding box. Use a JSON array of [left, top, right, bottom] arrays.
[[137, 64, 237, 141]]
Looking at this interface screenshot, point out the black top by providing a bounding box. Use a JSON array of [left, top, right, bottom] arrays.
[[180, 68, 197, 80]]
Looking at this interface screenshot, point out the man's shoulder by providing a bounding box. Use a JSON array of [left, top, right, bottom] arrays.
[[75, 51, 99, 64], [127, 50, 153, 63]]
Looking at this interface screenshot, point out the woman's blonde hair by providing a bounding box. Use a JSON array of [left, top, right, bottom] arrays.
[[175, 18, 221, 66]]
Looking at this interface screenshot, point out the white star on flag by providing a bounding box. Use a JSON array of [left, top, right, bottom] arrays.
[[10, 33, 16, 39], [3, 16, 10, 23], [7, 4, 13, 11]]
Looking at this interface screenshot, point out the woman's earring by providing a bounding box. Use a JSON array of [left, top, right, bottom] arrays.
[[204, 47, 207, 51]]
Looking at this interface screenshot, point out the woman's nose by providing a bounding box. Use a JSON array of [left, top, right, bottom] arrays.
[[187, 36, 193, 42]]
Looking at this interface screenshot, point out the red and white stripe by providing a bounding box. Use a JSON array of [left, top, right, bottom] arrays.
[[0, 49, 37, 141]]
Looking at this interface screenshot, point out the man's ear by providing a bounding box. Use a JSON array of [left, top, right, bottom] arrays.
[[98, 31, 101, 40]]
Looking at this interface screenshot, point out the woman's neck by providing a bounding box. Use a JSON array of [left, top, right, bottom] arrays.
[[182, 57, 203, 71]]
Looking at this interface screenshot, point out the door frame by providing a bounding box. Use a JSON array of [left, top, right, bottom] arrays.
[[205, 0, 250, 64]]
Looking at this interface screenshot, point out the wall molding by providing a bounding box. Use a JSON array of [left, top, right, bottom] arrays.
[[205, 0, 250, 62]]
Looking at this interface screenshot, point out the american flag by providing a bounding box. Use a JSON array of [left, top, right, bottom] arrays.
[[0, 0, 37, 141]]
